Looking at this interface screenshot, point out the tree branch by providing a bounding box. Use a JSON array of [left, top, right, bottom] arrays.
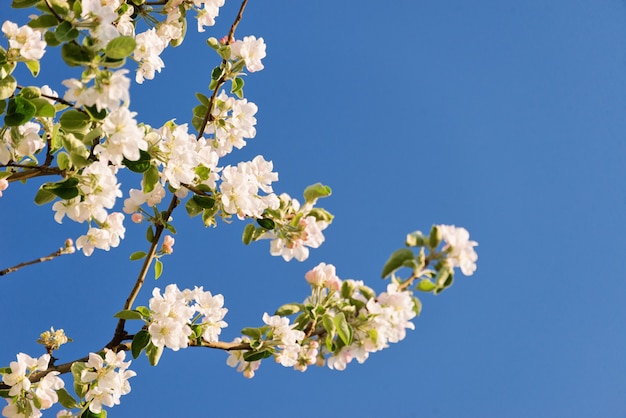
[[108, 195, 179, 348], [0, 242, 74, 277]]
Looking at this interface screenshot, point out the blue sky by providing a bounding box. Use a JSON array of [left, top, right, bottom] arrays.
[[2, 1, 626, 417]]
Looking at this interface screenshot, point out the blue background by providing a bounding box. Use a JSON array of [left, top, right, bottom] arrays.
[[2, 1, 626, 417]]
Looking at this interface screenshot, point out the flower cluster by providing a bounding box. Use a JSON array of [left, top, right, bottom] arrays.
[[438, 224, 478, 276], [148, 284, 228, 351], [1, 353, 64, 418], [226, 262, 419, 377], [78, 349, 136, 414], [0, 122, 46, 165], [206, 91, 259, 157], [263, 193, 330, 262], [1, 21, 46, 61]]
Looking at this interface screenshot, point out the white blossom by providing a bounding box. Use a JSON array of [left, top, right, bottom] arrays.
[[1, 20, 46, 60], [438, 224, 478, 276], [231, 36, 266, 72]]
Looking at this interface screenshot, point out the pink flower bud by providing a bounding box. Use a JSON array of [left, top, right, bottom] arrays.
[[131, 213, 143, 223], [0, 178, 8, 197], [162, 235, 175, 254]]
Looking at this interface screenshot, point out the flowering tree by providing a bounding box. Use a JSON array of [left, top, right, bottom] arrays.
[[0, 1, 479, 416]]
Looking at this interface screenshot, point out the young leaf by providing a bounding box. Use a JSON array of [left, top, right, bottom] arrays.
[[242, 223, 255, 245], [154, 259, 163, 279], [274, 303, 301, 316], [130, 251, 147, 261], [334, 312, 353, 346], [303, 183, 332, 203], [381, 248, 414, 278], [256, 218, 275, 230], [105, 36, 137, 59], [123, 150, 152, 173], [34, 187, 57, 205], [0, 75, 17, 100], [142, 165, 159, 193], [145, 342, 163, 366], [113, 309, 143, 320], [56, 388, 78, 409], [240, 327, 262, 340], [4, 96, 36, 126], [192, 194, 214, 208], [243, 350, 273, 362], [131, 330, 151, 359], [59, 109, 91, 132]]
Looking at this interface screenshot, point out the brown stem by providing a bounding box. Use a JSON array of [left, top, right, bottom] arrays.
[[108, 195, 179, 348], [0, 246, 72, 277], [228, 0, 249, 43], [4, 166, 63, 183], [43, 0, 63, 22], [196, 0, 249, 139]]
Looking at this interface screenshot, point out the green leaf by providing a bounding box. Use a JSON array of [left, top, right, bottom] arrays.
[[256, 218, 275, 230], [241, 223, 255, 245], [416, 279, 437, 292], [0, 389, 10, 399], [61, 42, 95, 66], [0, 75, 17, 100], [44, 30, 61, 47], [42, 177, 80, 200], [211, 66, 223, 80], [4, 96, 36, 126], [30, 98, 56, 118], [241, 327, 262, 340], [231, 77, 244, 96], [429, 225, 442, 248], [55, 21, 79, 42], [113, 309, 143, 320], [192, 194, 214, 208], [146, 342, 163, 366], [243, 350, 273, 362], [81, 408, 106, 418], [123, 150, 152, 173], [381, 248, 414, 278], [12, 0, 40, 7], [136, 306, 150, 318], [24, 60, 40, 77], [131, 330, 151, 359], [130, 251, 147, 261], [146, 225, 155, 243], [34, 187, 57, 205], [59, 110, 91, 132], [56, 152, 70, 170], [334, 312, 353, 346], [406, 231, 425, 247], [185, 197, 203, 218], [84, 105, 107, 120], [412, 296, 422, 316], [105, 36, 136, 59], [71, 362, 88, 398], [322, 314, 335, 335], [274, 303, 301, 316], [0, 99, 6, 116], [154, 259, 163, 279], [56, 387, 78, 409], [28, 14, 58, 29], [142, 165, 159, 193], [303, 183, 332, 203], [196, 92, 210, 106]]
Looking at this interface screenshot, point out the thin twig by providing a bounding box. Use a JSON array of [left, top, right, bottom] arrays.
[[0, 246, 73, 277], [5, 166, 63, 183], [196, 0, 249, 139], [108, 195, 179, 347], [227, 0, 249, 43]]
